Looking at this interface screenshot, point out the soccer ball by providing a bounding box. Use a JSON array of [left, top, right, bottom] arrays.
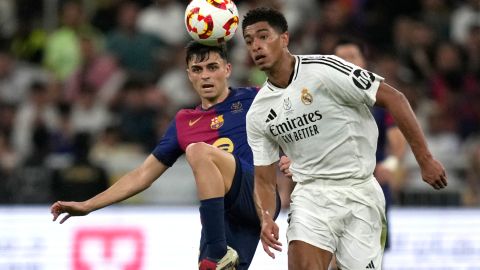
[[185, 0, 239, 46]]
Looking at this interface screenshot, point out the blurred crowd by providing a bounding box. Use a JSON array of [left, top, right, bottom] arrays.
[[0, 0, 479, 206]]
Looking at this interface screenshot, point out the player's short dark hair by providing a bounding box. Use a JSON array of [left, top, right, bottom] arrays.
[[241, 7, 288, 35], [185, 41, 228, 65]]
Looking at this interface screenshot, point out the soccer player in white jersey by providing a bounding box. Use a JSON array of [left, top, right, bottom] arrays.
[[241, 7, 448, 270]]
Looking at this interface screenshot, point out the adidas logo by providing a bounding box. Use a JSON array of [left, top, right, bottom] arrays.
[[366, 260, 375, 269], [265, 109, 277, 123]]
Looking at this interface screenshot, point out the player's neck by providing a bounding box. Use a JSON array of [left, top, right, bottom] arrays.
[[200, 87, 230, 110], [267, 53, 295, 89]]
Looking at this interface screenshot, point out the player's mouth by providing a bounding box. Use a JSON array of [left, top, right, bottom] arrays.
[[202, 83, 215, 90], [254, 55, 266, 63]]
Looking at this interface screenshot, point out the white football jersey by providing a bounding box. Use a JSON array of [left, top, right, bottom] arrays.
[[246, 55, 384, 182]]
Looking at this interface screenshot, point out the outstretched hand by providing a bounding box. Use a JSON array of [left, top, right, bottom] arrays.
[[260, 211, 282, 259], [50, 201, 90, 224], [420, 158, 448, 190]]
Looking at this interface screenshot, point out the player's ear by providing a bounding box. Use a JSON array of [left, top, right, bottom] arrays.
[[281, 31, 289, 48], [225, 63, 232, 78]]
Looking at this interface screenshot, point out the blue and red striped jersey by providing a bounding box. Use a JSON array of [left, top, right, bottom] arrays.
[[152, 87, 258, 169]]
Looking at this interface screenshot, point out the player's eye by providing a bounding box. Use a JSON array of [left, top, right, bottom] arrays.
[[191, 67, 202, 73], [208, 65, 219, 71]]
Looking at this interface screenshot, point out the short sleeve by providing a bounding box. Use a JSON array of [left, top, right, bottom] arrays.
[[246, 110, 280, 166], [151, 119, 184, 167], [319, 55, 384, 107]]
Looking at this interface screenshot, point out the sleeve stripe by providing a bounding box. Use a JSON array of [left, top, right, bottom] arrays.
[[302, 60, 350, 76], [322, 56, 353, 71]]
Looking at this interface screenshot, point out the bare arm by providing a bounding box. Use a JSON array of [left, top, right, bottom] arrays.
[[254, 163, 278, 220], [51, 154, 168, 223], [254, 163, 282, 258], [375, 82, 447, 189]]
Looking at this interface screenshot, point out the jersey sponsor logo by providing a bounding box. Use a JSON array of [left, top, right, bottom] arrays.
[[189, 116, 203, 126], [301, 88, 313, 105], [210, 115, 224, 129], [212, 137, 234, 153], [352, 69, 375, 90], [265, 109, 277, 123], [230, 101, 243, 113], [268, 110, 322, 143]]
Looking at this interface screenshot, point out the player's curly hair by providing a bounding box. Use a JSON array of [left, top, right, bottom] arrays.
[[241, 7, 288, 35], [185, 41, 228, 65]]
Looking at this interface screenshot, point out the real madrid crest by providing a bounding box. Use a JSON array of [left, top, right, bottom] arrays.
[[301, 88, 313, 105]]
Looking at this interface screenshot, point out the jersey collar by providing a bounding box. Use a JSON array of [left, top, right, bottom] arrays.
[[266, 55, 300, 91]]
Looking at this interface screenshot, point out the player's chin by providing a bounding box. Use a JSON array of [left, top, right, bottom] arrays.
[[255, 60, 270, 71]]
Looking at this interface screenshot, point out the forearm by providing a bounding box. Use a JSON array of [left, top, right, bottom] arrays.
[[254, 164, 278, 222], [83, 155, 167, 212], [84, 168, 151, 212], [380, 85, 432, 165]]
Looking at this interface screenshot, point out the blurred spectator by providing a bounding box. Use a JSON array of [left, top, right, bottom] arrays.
[[156, 47, 199, 116], [137, 0, 188, 47], [462, 136, 480, 206], [48, 102, 75, 167], [0, 102, 16, 140], [429, 41, 480, 138], [394, 18, 437, 83], [90, 125, 145, 185], [8, 124, 54, 204], [0, 0, 16, 39], [0, 43, 50, 105], [0, 132, 17, 203], [464, 24, 480, 74], [403, 103, 463, 198], [52, 132, 109, 201], [43, 0, 102, 81], [10, 0, 46, 64], [91, 0, 122, 33], [11, 81, 59, 161], [10, 19, 47, 64], [419, 0, 452, 41], [116, 79, 159, 152], [70, 87, 113, 136], [450, 0, 480, 45], [106, 0, 165, 81], [64, 34, 125, 104]]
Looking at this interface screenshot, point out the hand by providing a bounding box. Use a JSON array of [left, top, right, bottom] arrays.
[[260, 210, 282, 259], [420, 158, 448, 190], [279, 156, 292, 178], [373, 164, 392, 185], [50, 201, 90, 224]]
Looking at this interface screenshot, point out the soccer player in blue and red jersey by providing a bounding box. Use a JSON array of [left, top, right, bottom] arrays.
[[50, 41, 281, 270]]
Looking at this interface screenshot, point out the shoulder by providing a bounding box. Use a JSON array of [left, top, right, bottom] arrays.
[[299, 54, 354, 76], [230, 86, 259, 98]]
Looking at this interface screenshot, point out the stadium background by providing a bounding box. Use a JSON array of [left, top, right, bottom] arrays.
[[0, 0, 479, 269]]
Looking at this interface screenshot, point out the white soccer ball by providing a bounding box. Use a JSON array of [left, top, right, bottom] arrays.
[[185, 0, 239, 46]]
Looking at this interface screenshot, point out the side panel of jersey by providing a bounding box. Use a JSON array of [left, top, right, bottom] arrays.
[[153, 87, 257, 169]]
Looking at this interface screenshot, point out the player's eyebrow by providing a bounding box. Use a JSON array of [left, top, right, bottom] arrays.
[[190, 61, 220, 69]]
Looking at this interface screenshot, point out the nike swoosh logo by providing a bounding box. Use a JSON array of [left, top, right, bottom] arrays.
[[189, 116, 203, 126]]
